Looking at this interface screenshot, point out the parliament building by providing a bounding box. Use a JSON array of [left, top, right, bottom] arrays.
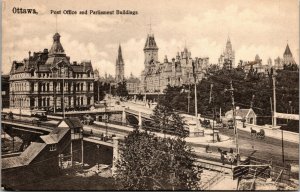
[[141, 32, 209, 93]]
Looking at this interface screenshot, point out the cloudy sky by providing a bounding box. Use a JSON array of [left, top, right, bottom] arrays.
[[2, 0, 299, 77]]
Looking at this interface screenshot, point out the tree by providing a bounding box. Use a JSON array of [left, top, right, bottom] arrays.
[[150, 93, 187, 137], [116, 80, 128, 97], [114, 130, 200, 190]]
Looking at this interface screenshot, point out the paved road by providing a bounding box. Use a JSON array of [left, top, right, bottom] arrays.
[[190, 127, 299, 165]]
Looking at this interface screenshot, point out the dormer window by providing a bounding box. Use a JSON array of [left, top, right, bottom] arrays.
[[50, 144, 57, 151]]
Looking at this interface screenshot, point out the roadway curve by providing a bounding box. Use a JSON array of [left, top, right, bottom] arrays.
[[190, 127, 299, 165]]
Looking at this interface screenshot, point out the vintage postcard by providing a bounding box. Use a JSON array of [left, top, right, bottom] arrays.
[[1, 0, 299, 190]]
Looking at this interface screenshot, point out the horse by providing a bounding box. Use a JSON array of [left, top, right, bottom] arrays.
[[256, 129, 265, 139], [250, 127, 257, 137], [217, 148, 236, 164]]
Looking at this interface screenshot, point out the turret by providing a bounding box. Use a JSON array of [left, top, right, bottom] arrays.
[[144, 34, 159, 66]]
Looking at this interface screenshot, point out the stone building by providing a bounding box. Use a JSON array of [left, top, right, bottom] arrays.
[[126, 73, 141, 94], [243, 54, 271, 75], [274, 43, 297, 70], [115, 44, 125, 83], [141, 33, 209, 93], [9, 33, 94, 112], [218, 37, 235, 69]]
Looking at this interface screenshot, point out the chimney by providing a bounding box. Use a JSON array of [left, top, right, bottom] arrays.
[[29, 51, 31, 58]]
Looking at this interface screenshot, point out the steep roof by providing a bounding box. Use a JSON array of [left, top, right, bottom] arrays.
[[144, 34, 158, 50], [62, 117, 83, 129], [116, 44, 124, 65], [284, 44, 292, 56], [40, 127, 69, 144], [225, 108, 256, 119]]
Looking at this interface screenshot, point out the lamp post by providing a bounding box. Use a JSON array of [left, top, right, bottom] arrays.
[[97, 80, 100, 103], [104, 99, 108, 138]]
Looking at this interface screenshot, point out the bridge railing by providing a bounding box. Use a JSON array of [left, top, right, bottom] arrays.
[[124, 108, 152, 119], [2, 118, 57, 129]]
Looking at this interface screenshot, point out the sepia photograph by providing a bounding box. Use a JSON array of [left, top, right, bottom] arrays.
[[1, 0, 299, 190]]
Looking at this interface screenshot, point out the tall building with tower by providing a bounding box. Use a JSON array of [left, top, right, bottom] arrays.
[[141, 32, 209, 93], [218, 37, 235, 69], [115, 44, 125, 83], [274, 43, 297, 70], [282, 43, 296, 65], [9, 32, 94, 112]]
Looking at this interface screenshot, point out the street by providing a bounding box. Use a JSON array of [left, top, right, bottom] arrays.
[[190, 127, 299, 165]]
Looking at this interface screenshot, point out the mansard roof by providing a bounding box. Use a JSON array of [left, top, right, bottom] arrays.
[[10, 33, 94, 75], [49, 33, 65, 56]]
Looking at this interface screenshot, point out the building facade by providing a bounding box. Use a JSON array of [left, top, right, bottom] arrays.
[[274, 43, 297, 70], [141, 33, 209, 93], [9, 33, 94, 112], [218, 37, 235, 69], [126, 73, 141, 94], [115, 45, 125, 83]]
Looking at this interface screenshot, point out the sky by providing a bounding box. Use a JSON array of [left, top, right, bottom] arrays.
[[2, 0, 299, 77]]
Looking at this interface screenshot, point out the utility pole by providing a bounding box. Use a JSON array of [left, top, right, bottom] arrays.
[[210, 84, 215, 142], [270, 97, 274, 127], [272, 75, 277, 127], [98, 80, 100, 103], [187, 71, 191, 114], [158, 70, 161, 102], [281, 128, 285, 164], [225, 80, 240, 165], [192, 61, 198, 124]]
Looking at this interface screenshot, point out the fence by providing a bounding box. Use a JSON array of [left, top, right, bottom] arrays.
[[247, 156, 291, 184]]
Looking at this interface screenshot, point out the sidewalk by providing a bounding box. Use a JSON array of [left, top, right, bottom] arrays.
[[236, 122, 299, 143]]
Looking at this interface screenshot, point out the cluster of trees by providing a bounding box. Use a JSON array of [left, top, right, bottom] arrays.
[[115, 81, 128, 98], [94, 81, 112, 102], [115, 82, 200, 190], [114, 130, 200, 190], [158, 64, 299, 125], [94, 80, 129, 102]]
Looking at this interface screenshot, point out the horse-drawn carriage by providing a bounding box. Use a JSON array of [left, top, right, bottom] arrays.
[[250, 127, 265, 139], [200, 119, 211, 128], [218, 148, 237, 165], [81, 114, 94, 125]]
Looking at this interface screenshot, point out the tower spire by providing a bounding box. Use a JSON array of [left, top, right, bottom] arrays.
[[116, 44, 124, 83], [55, 14, 58, 33]]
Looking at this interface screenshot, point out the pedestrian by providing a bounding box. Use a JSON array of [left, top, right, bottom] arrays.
[[221, 153, 225, 165], [206, 145, 210, 153], [217, 133, 221, 142]]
